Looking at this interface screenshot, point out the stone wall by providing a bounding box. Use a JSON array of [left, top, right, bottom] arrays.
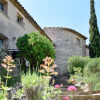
[[44, 27, 88, 75], [0, 0, 38, 50], [86, 47, 89, 56]]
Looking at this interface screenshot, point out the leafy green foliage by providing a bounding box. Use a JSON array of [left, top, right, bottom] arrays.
[[0, 91, 6, 100], [20, 71, 61, 100], [73, 67, 82, 76], [1, 55, 16, 87], [22, 72, 44, 100], [12, 89, 23, 99], [0, 67, 21, 87], [83, 75, 100, 91], [89, 0, 100, 58], [22, 71, 41, 89], [0, 77, 6, 100], [84, 57, 100, 76], [67, 56, 91, 75], [83, 58, 100, 90], [16, 32, 55, 67], [7, 75, 21, 87], [71, 57, 100, 91]]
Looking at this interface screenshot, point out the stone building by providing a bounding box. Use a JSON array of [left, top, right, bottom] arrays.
[[0, 0, 89, 76], [0, 0, 50, 55], [44, 27, 89, 75]]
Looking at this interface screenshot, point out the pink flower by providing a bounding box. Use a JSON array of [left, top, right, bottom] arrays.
[[62, 96, 70, 100], [67, 86, 76, 91], [54, 84, 63, 88], [54, 85, 60, 88]]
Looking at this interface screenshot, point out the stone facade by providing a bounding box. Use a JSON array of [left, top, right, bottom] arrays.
[[0, 0, 48, 51], [0, 0, 89, 76], [86, 46, 89, 56], [44, 27, 89, 75]]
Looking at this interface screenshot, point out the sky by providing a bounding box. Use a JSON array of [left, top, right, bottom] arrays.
[[18, 0, 100, 44]]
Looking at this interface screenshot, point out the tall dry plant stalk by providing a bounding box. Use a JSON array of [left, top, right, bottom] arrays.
[[1, 55, 16, 87], [39, 57, 58, 79]]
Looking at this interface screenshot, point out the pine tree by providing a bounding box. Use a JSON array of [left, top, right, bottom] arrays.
[[89, 0, 100, 58]]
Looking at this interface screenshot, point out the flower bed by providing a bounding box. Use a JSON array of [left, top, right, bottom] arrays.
[[56, 86, 100, 100], [0, 54, 100, 100]]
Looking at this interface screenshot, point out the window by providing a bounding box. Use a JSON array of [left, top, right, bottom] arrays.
[[77, 38, 81, 46], [0, 39, 3, 48], [0, 33, 8, 49], [17, 16, 23, 24], [17, 13, 24, 27], [0, 3, 4, 11], [0, 0, 8, 14]]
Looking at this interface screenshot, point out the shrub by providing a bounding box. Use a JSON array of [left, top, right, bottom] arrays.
[[0, 55, 20, 87], [16, 32, 55, 69], [83, 57, 100, 91], [67, 56, 91, 75], [83, 75, 100, 91], [84, 57, 100, 76], [22, 72, 44, 100], [20, 71, 61, 100], [71, 57, 100, 91]]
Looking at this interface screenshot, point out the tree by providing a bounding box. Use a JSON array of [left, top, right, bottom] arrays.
[[89, 0, 100, 58], [16, 32, 55, 71]]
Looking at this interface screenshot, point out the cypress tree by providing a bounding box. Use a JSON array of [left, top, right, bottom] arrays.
[[89, 0, 100, 58]]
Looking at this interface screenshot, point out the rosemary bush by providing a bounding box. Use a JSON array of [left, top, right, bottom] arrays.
[[21, 71, 60, 100]]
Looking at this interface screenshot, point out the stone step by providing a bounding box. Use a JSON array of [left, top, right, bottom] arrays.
[[59, 94, 100, 100], [58, 88, 100, 100]]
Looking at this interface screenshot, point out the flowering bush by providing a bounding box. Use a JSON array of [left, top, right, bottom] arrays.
[[63, 96, 70, 100], [67, 86, 77, 100], [0, 55, 16, 100], [1, 55, 16, 86], [13, 57, 61, 100], [54, 84, 63, 89], [18, 71, 61, 100], [67, 86, 77, 91], [39, 57, 58, 80]]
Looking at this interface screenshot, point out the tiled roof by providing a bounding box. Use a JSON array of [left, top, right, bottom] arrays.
[[44, 27, 87, 40]]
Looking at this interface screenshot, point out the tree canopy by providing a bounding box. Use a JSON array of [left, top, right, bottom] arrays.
[[89, 0, 100, 58], [16, 32, 55, 67]]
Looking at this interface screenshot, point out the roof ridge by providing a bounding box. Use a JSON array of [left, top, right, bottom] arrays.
[[44, 27, 87, 40]]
